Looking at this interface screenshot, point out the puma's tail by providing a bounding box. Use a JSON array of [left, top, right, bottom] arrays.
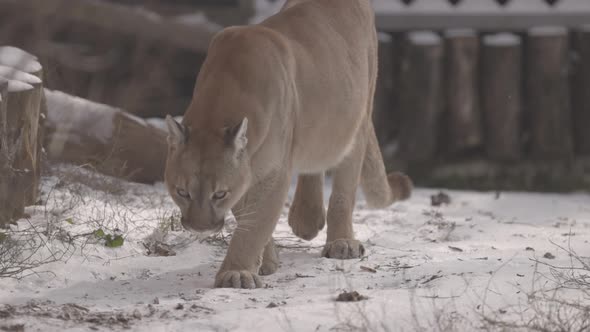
[[360, 122, 413, 209]]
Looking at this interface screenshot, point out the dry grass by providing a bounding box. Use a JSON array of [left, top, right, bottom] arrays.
[[0, 163, 168, 279], [479, 238, 589, 332], [327, 233, 589, 332]]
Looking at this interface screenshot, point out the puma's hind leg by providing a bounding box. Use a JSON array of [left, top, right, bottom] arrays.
[[360, 121, 413, 208], [288, 173, 326, 241]]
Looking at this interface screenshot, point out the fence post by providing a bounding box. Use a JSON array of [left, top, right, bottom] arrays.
[[572, 24, 590, 155], [444, 29, 482, 155], [373, 32, 399, 148], [526, 26, 573, 160], [481, 33, 522, 161], [397, 31, 443, 162]]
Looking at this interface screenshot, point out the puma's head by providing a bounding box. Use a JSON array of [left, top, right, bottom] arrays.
[[164, 115, 252, 233]]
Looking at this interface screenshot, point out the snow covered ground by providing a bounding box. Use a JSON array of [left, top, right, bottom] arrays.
[[0, 164, 589, 331]]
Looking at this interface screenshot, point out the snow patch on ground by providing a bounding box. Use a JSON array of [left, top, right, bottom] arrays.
[[0, 164, 588, 331]]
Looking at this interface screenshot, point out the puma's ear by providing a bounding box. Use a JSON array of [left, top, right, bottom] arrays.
[[225, 117, 248, 152], [166, 115, 187, 146]]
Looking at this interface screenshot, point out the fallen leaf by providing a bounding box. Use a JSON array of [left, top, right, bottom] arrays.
[[105, 235, 124, 248]]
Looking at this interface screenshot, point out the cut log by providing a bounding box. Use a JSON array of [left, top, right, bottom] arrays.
[[0, 77, 40, 227], [444, 29, 482, 154], [0, 47, 45, 204], [481, 33, 523, 161], [572, 24, 590, 155], [44, 90, 167, 184], [397, 31, 443, 162], [526, 26, 573, 160]]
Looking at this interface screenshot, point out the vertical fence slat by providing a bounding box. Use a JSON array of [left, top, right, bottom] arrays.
[[444, 29, 481, 154], [482, 33, 522, 161], [526, 26, 573, 160], [398, 31, 443, 162], [373, 32, 399, 147], [572, 25, 590, 155]]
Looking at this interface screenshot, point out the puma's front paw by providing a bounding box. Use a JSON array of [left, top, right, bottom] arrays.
[[215, 270, 263, 289], [322, 239, 365, 259]]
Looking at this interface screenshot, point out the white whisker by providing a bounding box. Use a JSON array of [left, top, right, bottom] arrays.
[[234, 210, 258, 219], [232, 201, 260, 214]]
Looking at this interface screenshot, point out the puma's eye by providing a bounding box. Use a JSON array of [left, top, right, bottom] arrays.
[[177, 188, 190, 199], [212, 191, 228, 200]]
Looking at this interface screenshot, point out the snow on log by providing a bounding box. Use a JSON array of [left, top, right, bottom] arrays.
[[0, 56, 43, 226], [443, 29, 482, 154], [572, 24, 590, 155], [481, 33, 522, 161], [397, 31, 443, 162], [44, 90, 167, 184], [0, 46, 42, 77], [526, 26, 573, 160]]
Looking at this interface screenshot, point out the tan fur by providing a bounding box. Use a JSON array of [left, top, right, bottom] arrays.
[[164, 0, 412, 289]]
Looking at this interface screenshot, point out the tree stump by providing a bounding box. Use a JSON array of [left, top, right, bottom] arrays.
[[481, 33, 523, 161], [0, 64, 43, 227], [572, 25, 590, 155], [397, 31, 443, 162], [444, 29, 482, 155], [526, 27, 573, 160], [44, 90, 167, 184], [0, 47, 45, 205]]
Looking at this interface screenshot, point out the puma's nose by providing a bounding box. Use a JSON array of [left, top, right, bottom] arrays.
[[181, 216, 224, 233]]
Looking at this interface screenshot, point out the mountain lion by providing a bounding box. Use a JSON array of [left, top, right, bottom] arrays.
[[165, 0, 412, 288]]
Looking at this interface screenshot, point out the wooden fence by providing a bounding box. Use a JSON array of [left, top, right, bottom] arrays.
[[366, 0, 590, 191], [373, 0, 590, 31]]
